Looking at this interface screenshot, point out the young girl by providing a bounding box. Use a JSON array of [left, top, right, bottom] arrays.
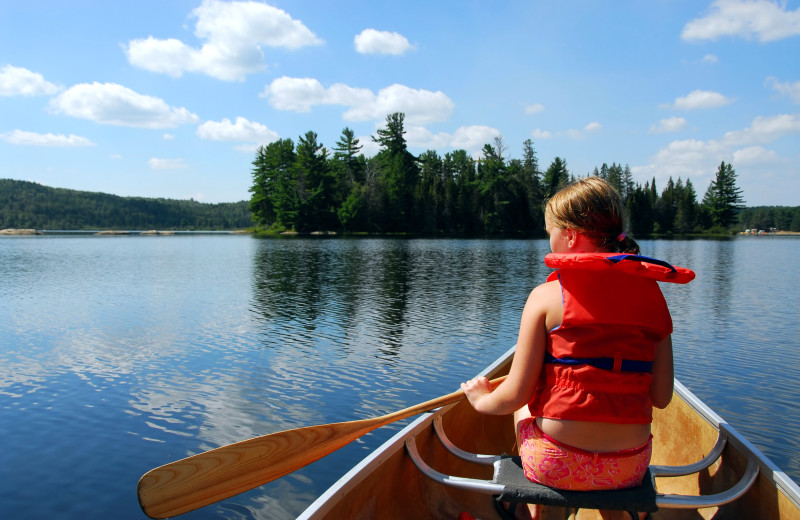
[[461, 177, 694, 520]]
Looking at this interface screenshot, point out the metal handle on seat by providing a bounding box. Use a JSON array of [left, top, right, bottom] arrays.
[[655, 458, 760, 509], [405, 436, 505, 495], [433, 416, 501, 466], [651, 432, 727, 477]]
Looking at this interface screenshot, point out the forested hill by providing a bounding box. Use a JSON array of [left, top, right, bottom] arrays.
[[0, 179, 252, 230]]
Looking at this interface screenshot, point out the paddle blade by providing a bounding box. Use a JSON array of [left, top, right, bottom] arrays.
[[138, 419, 376, 519]]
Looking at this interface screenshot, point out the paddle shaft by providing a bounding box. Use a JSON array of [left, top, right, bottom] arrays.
[[138, 375, 507, 519]]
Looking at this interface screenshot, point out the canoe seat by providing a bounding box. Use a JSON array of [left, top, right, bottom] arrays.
[[406, 415, 759, 513]]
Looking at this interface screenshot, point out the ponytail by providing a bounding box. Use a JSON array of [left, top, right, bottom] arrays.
[[616, 233, 640, 255]]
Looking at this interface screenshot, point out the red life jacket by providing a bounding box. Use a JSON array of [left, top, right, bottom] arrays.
[[527, 252, 695, 424]]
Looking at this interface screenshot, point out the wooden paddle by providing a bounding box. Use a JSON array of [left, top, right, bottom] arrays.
[[137, 375, 507, 518]]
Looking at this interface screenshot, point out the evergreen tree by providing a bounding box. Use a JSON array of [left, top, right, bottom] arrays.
[[372, 113, 420, 231], [333, 127, 364, 188], [249, 145, 274, 227], [674, 178, 698, 233], [295, 131, 334, 231], [542, 157, 568, 198], [250, 139, 297, 229], [702, 161, 745, 229]]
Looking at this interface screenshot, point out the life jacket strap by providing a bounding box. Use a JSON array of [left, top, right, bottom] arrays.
[[544, 352, 653, 373], [606, 254, 677, 273]]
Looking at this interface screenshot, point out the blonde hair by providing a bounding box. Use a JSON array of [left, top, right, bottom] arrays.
[[545, 177, 639, 254]]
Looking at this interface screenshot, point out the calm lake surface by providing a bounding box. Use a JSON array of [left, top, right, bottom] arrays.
[[1, 235, 798, 519]]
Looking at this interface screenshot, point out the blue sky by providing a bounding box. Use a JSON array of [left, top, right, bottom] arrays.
[[1, 0, 799, 206]]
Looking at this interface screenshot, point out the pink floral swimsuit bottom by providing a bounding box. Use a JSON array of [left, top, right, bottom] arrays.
[[517, 417, 652, 491]]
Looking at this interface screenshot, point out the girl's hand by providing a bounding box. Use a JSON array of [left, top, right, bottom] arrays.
[[461, 376, 493, 411]]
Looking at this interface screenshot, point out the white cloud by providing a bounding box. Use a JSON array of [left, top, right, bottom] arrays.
[[262, 77, 454, 125], [261, 77, 372, 112], [125, 0, 322, 81], [584, 121, 602, 132], [766, 77, 800, 104], [404, 125, 451, 150], [394, 124, 501, 155], [634, 114, 800, 203], [450, 125, 501, 151], [49, 82, 199, 128], [163, 133, 175, 140], [196, 116, 279, 144], [733, 146, 780, 164], [525, 103, 545, 114], [358, 137, 381, 157], [632, 138, 728, 190], [532, 128, 552, 139], [669, 89, 734, 110], [682, 0, 800, 42], [354, 29, 413, 55], [0, 65, 60, 96], [722, 113, 800, 145], [650, 116, 689, 133], [702, 54, 719, 63], [148, 158, 187, 170], [0, 129, 95, 147]]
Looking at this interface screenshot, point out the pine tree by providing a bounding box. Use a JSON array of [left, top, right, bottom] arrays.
[[372, 113, 420, 231], [702, 161, 745, 229]]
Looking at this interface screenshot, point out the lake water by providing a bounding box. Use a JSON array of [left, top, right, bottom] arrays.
[[1, 235, 798, 520]]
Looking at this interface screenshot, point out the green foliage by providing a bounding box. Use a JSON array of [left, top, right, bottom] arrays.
[[738, 206, 800, 232], [248, 117, 771, 237], [0, 179, 251, 230], [702, 161, 745, 229]]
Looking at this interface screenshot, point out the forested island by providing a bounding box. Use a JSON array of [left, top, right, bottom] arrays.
[[0, 179, 251, 230], [250, 113, 800, 237], [2, 112, 798, 235]]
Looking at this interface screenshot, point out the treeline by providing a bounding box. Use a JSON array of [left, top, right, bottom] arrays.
[[251, 112, 795, 236], [738, 206, 800, 232], [0, 179, 252, 230]]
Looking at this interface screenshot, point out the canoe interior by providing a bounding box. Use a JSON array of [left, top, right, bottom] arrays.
[[300, 350, 800, 520]]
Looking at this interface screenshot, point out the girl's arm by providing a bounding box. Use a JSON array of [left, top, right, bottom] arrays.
[[461, 281, 555, 415], [650, 334, 674, 409]]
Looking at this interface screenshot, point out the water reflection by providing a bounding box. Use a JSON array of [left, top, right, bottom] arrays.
[[1, 235, 798, 520]]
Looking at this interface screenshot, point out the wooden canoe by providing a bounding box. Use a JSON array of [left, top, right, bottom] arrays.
[[298, 346, 800, 520]]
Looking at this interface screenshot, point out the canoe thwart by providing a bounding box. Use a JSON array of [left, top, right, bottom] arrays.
[[407, 419, 761, 512]]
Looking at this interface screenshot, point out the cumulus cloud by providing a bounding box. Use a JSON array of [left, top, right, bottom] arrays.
[[532, 129, 552, 139], [681, 0, 800, 42], [733, 146, 781, 163], [667, 89, 734, 110], [702, 54, 719, 63], [0, 129, 95, 147], [396, 124, 501, 155], [766, 77, 800, 104], [262, 77, 454, 125], [354, 29, 413, 55], [650, 116, 689, 133], [148, 158, 187, 170], [48, 82, 199, 128], [125, 0, 322, 81], [633, 113, 799, 202], [261, 77, 372, 112], [0, 65, 61, 96], [197, 116, 279, 144], [584, 122, 602, 132], [722, 113, 800, 145], [524, 103, 545, 114], [450, 126, 502, 151]]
